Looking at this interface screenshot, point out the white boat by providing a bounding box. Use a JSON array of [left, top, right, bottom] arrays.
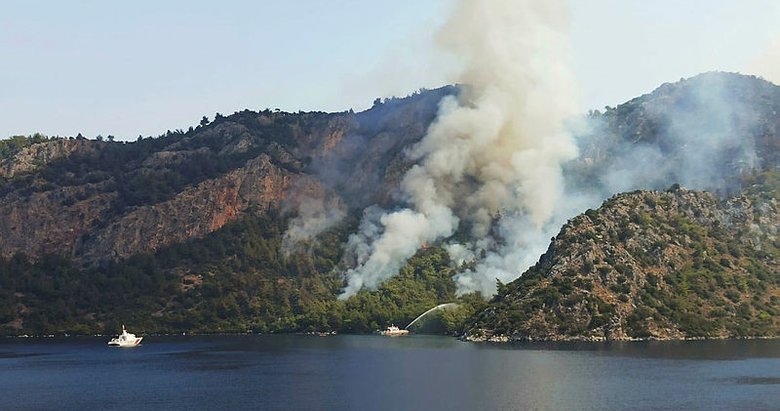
[[108, 325, 143, 347], [380, 325, 409, 336]]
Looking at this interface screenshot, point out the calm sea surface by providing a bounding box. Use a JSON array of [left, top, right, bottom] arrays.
[[1, 335, 778, 410]]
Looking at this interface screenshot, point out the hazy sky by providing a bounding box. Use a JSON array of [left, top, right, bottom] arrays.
[[1, 0, 779, 140]]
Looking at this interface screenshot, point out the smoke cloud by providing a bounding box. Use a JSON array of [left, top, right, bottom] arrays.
[[450, 69, 773, 297], [340, 0, 579, 298], [571, 72, 767, 203], [282, 194, 346, 254], [333, 2, 775, 299]]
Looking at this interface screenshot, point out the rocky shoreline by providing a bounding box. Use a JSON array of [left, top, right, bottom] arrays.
[[461, 329, 780, 343]]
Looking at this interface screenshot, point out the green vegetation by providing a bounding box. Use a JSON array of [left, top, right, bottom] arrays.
[[2, 79, 778, 342], [0, 87, 468, 337], [0, 212, 485, 336], [0, 110, 338, 208], [0, 134, 50, 159], [467, 186, 779, 341]]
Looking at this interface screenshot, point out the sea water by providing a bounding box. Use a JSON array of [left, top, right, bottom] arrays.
[[1, 335, 778, 410]]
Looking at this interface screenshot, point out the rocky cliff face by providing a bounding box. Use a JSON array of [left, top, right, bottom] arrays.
[[0, 87, 454, 264], [81, 154, 303, 260], [0, 138, 102, 178], [0, 132, 303, 262], [465, 186, 779, 342]]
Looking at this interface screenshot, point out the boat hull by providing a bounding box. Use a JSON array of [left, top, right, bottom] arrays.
[[380, 330, 409, 336], [108, 337, 143, 347]]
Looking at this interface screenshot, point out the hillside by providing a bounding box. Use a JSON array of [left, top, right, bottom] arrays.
[[0, 87, 475, 335], [0, 72, 777, 337], [465, 184, 779, 342], [0, 87, 456, 263], [570, 72, 779, 196]]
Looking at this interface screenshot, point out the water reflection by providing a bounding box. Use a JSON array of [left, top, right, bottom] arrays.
[[478, 338, 780, 360], [0, 335, 777, 411]]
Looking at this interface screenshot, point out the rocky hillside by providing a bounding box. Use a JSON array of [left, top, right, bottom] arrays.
[[570, 72, 780, 196], [0, 72, 777, 337], [465, 183, 779, 342], [0, 87, 455, 263], [0, 87, 470, 335]]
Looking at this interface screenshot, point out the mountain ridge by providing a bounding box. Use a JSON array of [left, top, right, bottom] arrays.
[[0, 86, 456, 264], [0, 73, 776, 338]]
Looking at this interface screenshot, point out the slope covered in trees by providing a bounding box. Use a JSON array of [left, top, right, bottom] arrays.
[[465, 182, 779, 341]]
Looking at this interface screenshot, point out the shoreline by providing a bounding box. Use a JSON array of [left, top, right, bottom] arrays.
[[462, 333, 780, 343], [3, 332, 779, 343]]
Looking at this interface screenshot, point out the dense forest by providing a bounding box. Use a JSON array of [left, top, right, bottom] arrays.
[[0, 210, 485, 335]]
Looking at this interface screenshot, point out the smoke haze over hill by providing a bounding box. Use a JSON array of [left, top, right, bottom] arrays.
[[340, 0, 579, 298], [336, 71, 779, 298], [330, 0, 780, 298]]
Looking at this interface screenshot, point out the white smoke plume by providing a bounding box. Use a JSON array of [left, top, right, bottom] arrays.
[[571, 71, 768, 202], [340, 0, 579, 298], [282, 194, 346, 254]]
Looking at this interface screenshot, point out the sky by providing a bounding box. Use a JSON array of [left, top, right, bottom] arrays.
[[1, 0, 779, 140]]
